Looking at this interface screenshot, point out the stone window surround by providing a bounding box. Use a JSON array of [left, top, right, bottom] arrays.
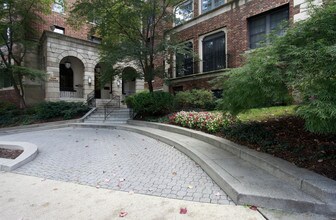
[[198, 28, 227, 75]]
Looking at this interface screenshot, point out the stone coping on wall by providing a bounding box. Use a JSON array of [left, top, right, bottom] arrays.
[[127, 120, 336, 206], [0, 142, 38, 171]]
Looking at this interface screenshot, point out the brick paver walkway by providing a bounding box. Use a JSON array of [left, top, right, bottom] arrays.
[[0, 127, 233, 204]]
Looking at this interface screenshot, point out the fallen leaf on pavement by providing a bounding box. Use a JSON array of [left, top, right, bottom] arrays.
[[249, 205, 258, 211], [119, 211, 128, 217], [180, 208, 188, 214]]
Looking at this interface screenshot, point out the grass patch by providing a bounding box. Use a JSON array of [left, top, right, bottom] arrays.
[[237, 105, 296, 122]]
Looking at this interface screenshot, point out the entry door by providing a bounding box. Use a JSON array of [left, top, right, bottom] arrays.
[[94, 74, 101, 99]]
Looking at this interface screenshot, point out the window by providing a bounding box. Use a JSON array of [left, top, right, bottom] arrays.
[[176, 42, 194, 77], [249, 6, 289, 49], [0, 70, 12, 89], [202, 32, 226, 72], [52, 0, 64, 13], [53, 26, 65, 34], [90, 36, 102, 44], [174, 0, 193, 26], [202, 0, 225, 13]]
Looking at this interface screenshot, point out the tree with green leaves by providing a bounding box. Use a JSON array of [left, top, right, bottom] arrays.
[[69, 0, 184, 92], [220, 1, 336, 134], [0, 0, 53, 108]]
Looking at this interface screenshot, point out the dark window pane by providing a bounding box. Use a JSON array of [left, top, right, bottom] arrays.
[[270, 8, 289, 36], [249, 5, 289, 49], [176, 42, 194, 77], [0, 70, 12, 89], [203, 32, 226, 72]]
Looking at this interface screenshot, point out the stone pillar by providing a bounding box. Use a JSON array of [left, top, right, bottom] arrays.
[[294, 0, 322, 22]]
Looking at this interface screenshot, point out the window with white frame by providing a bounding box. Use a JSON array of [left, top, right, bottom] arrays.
[[202, 31, 226, 72], [52, 0, 64, 13], [249, 5, 289, 49], [201, 0, 225, 13], [176, 42, 194, 77], [174, 0, 193, 26]]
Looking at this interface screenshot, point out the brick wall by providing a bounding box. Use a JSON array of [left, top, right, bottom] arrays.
[[174, 0, 293, 69], [159, 0, 297, 91], [34, 0, 92, 41], [0, 89, 20, 106]]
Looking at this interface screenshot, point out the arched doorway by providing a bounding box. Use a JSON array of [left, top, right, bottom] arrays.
[[59, 56, 84, 98], [122, 67, 137, 96]]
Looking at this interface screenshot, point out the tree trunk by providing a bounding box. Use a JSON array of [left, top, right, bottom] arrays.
[[147, 80, 154, 93]]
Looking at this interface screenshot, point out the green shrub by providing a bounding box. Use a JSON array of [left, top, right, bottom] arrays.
[[0, 101, 21, 125], [175, 89, 215, 110], [35, 101, 90, 120], [218, 2, 336, 133], [126, 91, 175, 117], [297, 101, 336, 134]]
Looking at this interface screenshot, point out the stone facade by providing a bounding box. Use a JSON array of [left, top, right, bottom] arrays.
[[1, 1, 144, 106]]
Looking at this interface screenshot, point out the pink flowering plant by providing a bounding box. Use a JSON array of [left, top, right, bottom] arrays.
[[169, 111, 235, 133]]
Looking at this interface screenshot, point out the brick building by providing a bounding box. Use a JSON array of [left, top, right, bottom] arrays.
[[157, 0, 320, 95], [0, 0, 144, 106], [0, 0, 319, 105]]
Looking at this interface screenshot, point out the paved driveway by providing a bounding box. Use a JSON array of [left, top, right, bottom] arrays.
[[0, 127, 232, 205]]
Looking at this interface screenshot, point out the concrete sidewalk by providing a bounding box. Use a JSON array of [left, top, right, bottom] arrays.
[[0, 172, 264, 220]]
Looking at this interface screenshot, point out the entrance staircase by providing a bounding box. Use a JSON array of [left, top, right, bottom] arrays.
[[84, 97, 131, 124], [84, 108, 131, 124]]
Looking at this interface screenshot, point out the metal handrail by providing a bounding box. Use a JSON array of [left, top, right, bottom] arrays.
[[104, 95, 121, 120], [87, 90, 96, 108]]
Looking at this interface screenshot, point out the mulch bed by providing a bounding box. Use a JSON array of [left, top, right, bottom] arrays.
[[220, 116, 336, 180], [0, 148, 23, 159]]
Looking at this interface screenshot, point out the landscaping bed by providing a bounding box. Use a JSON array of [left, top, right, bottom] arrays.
[[143, 106, 335, 180], [0, 101, 90, 128], [221, 116, 336, 180], [0, 148, 23, 159]]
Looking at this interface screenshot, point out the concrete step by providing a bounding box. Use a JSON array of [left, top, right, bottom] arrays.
[[83, 107, 131, 124], [72, 122, 336, 217]]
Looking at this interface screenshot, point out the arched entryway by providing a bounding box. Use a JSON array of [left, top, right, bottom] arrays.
[[94, 63, 113, 99], [122, 67, 137, 96], [59, 56, 84, 98]]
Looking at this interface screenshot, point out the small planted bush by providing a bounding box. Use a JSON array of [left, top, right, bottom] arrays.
[[169, 111, 235, 133], [125, 91, 175, 117], [175, 89, 215, 110], [0, 101, 21, 125], [35, 101, 90, 120]]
